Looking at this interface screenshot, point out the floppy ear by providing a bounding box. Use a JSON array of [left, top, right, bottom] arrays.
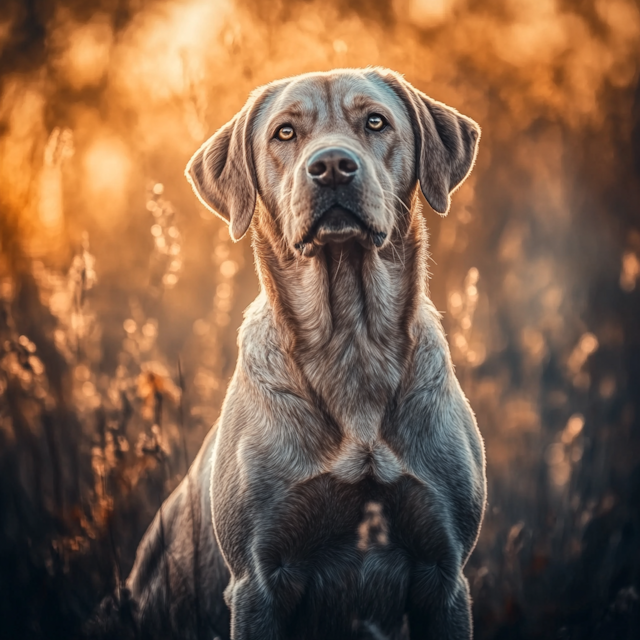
[[185, 98, 258, 241], [410, 88, 480, 214], [382, 72, 480, 215]]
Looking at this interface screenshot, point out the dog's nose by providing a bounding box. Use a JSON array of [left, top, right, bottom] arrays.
[[307, 148, 359, 188]]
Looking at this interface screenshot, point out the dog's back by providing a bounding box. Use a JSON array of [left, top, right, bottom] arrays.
[[124, 428, 230, 639]]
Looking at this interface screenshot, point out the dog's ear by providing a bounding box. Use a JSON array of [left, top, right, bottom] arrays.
[[408, 87, 480, 215], [379, 71, 480, 215], [186, 93, 262, 241]]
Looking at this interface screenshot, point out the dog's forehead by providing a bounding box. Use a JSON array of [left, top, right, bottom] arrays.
[[261, 71, 409, 126]]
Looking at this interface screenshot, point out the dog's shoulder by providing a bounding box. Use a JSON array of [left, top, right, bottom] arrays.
[[218, 293, 338, 470], [410, 294, 452, 381], [392, 294, 485, 488], [236, 292, 296, 389], [387, 296, 486, 558], [402, 295, 483, 452]]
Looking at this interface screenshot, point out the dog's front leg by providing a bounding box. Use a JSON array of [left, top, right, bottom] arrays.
[[225, 575, 280, 640], [225, 570, 302, 640], [407, 572, 473, 639]]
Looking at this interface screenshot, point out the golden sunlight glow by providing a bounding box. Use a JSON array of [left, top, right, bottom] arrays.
[[1, 5, 639, 622], [114, 0, 232, 103], [38, 128, 74, 230], [54, 15, 114, 89], [83, 136, 132, 222], [406, 0, 458, 27]]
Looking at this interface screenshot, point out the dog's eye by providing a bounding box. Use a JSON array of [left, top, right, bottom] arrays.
[[275, 125, 296, 141], [366, 114, 387, 131]]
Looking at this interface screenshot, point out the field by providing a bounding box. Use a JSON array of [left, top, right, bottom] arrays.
[[0, 1, 639, 638]]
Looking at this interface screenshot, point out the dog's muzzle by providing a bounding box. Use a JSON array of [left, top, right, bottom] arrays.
[[294, 147, 387, 256]]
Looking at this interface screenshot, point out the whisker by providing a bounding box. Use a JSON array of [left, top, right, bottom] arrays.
[[377, 200, 407, 271], [391, 239, 406, 271], [380, 188, 412, 215], [334, 247, 345, 281]]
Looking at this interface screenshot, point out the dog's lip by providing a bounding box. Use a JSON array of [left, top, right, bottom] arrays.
[[300, 206, 386, 248], [308, 205, 365, 244]]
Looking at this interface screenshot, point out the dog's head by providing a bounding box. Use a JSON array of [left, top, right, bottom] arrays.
[[186, 68, 479, 256]]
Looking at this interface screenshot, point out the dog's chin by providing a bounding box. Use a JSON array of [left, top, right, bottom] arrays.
[[294, 206, 387, 258]]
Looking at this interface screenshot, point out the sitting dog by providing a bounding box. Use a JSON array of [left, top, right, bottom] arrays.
[[126, 67, 486, 640]]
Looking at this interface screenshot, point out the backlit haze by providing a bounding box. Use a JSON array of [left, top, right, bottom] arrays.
[[1, 1, 639, 638]]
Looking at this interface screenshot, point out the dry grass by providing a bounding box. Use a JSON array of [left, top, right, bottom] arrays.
[[1, 1, 640, 638]]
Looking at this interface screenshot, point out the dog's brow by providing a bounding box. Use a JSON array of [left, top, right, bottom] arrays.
[[268, 101, 316, 126], [278, 108, 306, 120], [347, 96, 378, 110], [343, 96, 393, 117]]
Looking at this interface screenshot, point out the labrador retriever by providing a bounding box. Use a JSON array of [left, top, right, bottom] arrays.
[[125, 67, 486, 640]]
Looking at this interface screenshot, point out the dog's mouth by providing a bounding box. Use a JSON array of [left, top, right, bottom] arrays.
[[294, 206, 386, 257]]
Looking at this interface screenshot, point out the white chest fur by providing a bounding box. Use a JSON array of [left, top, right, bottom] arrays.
[[328, 437, 404, 484]]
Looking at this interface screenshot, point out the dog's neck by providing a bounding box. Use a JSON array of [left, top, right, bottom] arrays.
[[252, 193, 429, 440]]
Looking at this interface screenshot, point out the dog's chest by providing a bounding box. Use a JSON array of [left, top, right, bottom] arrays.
[[302, 333, 406, 485], [307, 323, 401, 404], [327, 437, 404, 485]]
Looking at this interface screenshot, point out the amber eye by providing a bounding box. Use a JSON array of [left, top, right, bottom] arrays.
[[366, 114, 387, 131], [276, 125, 295, 141]]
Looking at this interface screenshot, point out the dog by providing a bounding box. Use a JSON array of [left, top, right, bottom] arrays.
[[125, 67, 486, 640]]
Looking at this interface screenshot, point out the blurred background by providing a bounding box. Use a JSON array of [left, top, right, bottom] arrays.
[[1, 0, 639, 638]]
